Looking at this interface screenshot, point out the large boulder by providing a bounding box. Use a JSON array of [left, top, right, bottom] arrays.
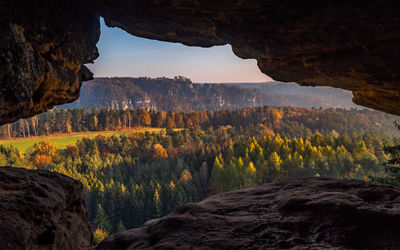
[[98, 178, 400, 249], [0, 167, 95, 250]]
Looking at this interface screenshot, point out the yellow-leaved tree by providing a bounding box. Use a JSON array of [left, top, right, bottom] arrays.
[[152, 144, 168, 160]]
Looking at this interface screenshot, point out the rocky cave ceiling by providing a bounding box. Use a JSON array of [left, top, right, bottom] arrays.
[[1, 0, 399, 125]]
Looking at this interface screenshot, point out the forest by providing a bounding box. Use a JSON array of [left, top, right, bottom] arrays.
[[1, 106, 399, 139], [1, 106, 398, 241]]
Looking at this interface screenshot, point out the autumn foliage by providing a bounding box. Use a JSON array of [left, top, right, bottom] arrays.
[[152, 144, 168, 160], [30, 141, 57, 168]]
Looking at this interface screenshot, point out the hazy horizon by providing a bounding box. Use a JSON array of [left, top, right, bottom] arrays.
[[89, 75, 281, 84], [86, 19, 272, 83]]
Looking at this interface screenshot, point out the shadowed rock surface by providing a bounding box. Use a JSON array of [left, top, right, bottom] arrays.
[[93, 0, 400, 116], [1, 1, 400, 125], [98, 178, 400, 249], [0, 0, 99, 124], [0, 167, 95, 250]]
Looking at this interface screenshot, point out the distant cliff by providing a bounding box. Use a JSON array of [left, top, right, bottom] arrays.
[[227, 82, 360, 110], [60, 77, 361, 111]]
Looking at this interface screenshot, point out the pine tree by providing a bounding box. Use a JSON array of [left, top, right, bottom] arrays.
[[209, 156, 224, 194], [179, 169, 193, 186], [269, 152, 282, 170], [153, 187, 162, 217], [116, 220, 126, 232], [244, 161, 256, 187], [370, 122, 400, 185], [93, 204, 112, 233]]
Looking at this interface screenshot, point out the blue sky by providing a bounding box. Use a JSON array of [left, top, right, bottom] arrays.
[[86, 19, 272, 83]]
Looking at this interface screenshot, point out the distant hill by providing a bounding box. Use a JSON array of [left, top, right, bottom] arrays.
[[225, 82, 361, 110], [60, 77, 362, 111]]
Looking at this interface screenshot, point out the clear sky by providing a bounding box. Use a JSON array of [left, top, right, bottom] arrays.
[[86, 19, 272, 83]]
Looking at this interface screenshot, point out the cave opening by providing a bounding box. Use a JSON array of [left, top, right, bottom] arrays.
[[73, 18, 361, 112], [86, 18, 271, 83], [1, 2, 400, 248]]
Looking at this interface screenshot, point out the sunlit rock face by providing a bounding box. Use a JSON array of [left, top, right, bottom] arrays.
[[0, 0, 99, 125], [1, 0, 399, 125], [0, 167, 95, 249], [97, 178, 400, 249]]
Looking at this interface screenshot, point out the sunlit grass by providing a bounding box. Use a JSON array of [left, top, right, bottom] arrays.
[[0, 128, 180, 153]]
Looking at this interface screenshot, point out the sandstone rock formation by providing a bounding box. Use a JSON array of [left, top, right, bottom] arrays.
[[0, 167, 95, 249], [0, 0, 99, 124], [1, 1, 400, 125], [98, 178, 400, 249], [94, 0, 400, 116]]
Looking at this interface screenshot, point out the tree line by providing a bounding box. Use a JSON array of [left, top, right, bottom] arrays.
[[1, 106, 398, 139]]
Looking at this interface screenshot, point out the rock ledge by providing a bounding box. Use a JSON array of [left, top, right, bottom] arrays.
[[98, 178, 400, 250]]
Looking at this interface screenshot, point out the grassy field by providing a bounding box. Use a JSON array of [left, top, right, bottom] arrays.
[[0, 128, 168, 153]]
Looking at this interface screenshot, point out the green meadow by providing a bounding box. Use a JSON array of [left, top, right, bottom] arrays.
[[0, 128, 168, 153]]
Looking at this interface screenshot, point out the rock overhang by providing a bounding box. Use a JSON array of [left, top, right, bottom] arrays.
[[1, 0, 399, 124]]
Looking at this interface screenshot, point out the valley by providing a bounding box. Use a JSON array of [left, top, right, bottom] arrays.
[[1, 105, 398, 241]]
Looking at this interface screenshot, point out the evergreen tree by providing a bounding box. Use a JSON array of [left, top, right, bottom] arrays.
[[153, 188, 162, 217], [370, 122, 400, 185], [117, 220, 126, 232], [93, 204, 112, 233], [209, 156, 224, 194]]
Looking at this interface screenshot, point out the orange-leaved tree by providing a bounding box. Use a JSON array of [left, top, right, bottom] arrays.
[[31, 141, 57, 169], [152, 144, 168, 160]]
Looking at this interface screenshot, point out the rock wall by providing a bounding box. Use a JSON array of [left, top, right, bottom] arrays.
[[0, 167, 95, 249], [0, 0, 99, 124], [98, 178, 400, 249], [1, 0, 400, 125]]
